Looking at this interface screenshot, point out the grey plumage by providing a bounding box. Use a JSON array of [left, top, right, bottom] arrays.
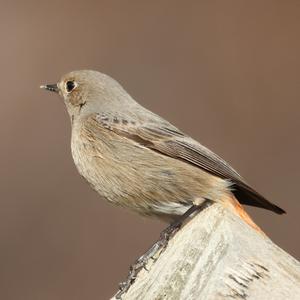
[[41, 70, 285, 222]]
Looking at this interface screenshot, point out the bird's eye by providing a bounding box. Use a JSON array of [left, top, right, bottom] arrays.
[[65, 80, 77, 93]]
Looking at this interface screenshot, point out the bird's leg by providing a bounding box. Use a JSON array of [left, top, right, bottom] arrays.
[[116, 199, 212, 299]]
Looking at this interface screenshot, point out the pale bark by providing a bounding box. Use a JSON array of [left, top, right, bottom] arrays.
[[112, 204, 300, 300]]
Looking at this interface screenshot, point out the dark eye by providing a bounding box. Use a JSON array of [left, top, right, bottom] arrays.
[[66, 80, 76, 93]]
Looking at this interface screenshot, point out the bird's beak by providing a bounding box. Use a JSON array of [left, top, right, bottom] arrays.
[[40, 83, 59, 93]]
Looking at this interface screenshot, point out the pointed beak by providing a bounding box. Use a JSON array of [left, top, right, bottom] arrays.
[[40, 83, 59, 93]]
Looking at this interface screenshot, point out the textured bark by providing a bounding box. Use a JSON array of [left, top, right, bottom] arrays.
[[111, 204, 300, 300]]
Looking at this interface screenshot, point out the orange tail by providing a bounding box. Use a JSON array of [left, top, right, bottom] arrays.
[[225, 194, 265, 235]]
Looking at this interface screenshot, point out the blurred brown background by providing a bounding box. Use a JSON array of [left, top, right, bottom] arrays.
[[0, 1, 299, 299]]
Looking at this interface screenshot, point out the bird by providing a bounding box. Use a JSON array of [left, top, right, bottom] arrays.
[[40, 70, 285, 223], [41, 70, 285, 296]]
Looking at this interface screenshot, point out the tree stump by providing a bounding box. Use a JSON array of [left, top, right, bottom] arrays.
[[112, 203, 300, 299]]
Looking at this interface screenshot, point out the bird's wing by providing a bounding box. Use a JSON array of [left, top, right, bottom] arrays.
[[92, 113, 285, 214], [94, 113, 244, 183]]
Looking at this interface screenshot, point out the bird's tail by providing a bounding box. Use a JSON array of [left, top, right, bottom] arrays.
[[224, 194, 265, 235], [233, 182, 285, 215]]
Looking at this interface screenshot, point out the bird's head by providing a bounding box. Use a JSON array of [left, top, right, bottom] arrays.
[[40, 70, 135, 121]]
